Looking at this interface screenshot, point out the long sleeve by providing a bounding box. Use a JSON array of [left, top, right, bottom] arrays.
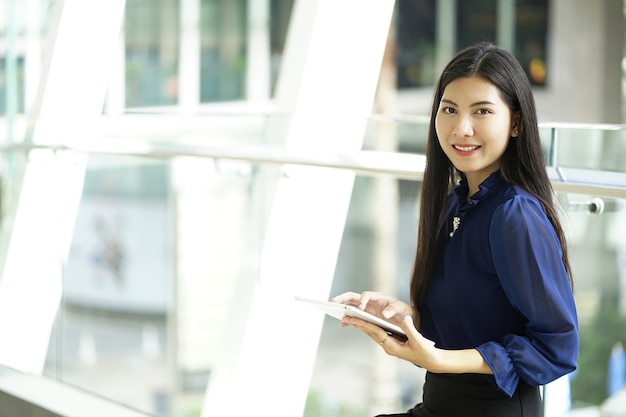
[[476, 195, 579, 397]]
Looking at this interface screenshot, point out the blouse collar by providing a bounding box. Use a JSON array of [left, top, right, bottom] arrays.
[[454, 171, 503, 208]]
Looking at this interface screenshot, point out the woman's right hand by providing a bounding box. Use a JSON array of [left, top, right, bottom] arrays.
[[331, 291, 414, 327]]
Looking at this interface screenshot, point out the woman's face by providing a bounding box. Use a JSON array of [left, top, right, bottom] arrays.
[[435, 74, 519, 191]]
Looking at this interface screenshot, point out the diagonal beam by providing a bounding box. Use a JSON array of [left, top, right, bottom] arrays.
[[201, 1, 395, 416], [0, 0, 126, 374]]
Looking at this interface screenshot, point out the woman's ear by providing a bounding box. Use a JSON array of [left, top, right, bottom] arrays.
[[511, 113, 521, 137]]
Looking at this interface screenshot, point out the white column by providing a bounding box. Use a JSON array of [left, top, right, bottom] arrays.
[[178, 0, 200, 111], [436, 0, 456, 72], [544, 0, 623, 123], [497, 0, 516, 51], [201, 1, 396, 416], [23, 0, 42, 115], [104, 24, 126, 115], [246, 0, 271, 101], [370, 24, 402, 416], [0, 0, 126, 374]]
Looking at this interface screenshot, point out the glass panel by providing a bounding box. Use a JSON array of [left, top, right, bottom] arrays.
[[200, 0, 247, 102], [544, 124, 626, 198], [44, 156, 174, 414], [549, 125, 626, 172], [1, 0, 22, 118], [305, 174, 422, 416], [43, 151, 273, 416], [125, 0, 180, 107], [270, 0, 295, 95], [0, 57, 24, 116], [567, 195, 626, 413]]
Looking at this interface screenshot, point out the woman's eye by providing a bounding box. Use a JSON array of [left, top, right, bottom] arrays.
[[442, 107, 455, 114], [476, 108, 492, 115]]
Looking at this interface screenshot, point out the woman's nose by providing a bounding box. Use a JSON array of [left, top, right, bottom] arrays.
[[452, 118, 474, 137]]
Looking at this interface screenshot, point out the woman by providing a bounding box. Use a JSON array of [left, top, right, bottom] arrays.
[[332, 42, 579, 416]]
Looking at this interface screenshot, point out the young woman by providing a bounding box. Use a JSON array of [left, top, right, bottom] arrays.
[[332, 42, 579, 416]]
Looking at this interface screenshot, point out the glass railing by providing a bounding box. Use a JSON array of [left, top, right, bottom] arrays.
[[0, 114, 624, 417]]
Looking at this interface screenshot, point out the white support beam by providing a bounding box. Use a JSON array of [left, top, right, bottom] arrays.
[[104, 23, 126, 115], [0, 0, 126, 374], [24, 0, 43, 115], [497, 0, 515, 51], [246, 0, 271, 101], [178, 0, 201, 111], [201, 1, 396, 416], [436, 0, 456, 72]]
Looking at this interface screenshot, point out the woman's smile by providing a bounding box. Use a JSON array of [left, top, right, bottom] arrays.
[[452, 144, 481, 153]]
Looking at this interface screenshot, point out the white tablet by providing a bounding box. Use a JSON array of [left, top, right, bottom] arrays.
[[295, 295, 408, 342]]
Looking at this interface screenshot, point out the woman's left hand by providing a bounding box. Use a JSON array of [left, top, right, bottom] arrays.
[[341, 314, 444, 372], [342, 315, 492, 375]]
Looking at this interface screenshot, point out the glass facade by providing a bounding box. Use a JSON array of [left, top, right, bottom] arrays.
[[123, 0, 294, 107]]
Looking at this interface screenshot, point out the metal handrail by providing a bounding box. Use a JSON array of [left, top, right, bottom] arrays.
[[0, 140, 624, 200]]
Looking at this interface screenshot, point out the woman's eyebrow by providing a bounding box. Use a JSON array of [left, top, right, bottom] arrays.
[[441, 98, 495, 107], [470, 100, 496, 107]]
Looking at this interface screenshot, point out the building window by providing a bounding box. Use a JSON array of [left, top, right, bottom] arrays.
[[125, 0, 180, 108], [514, 0, 549, 85], [396, 0, 548, 89], [0, 57, 25, 115], [456, 0, 497, 50], [270, 0, 294, 96], [200, 0, 247, 102], [395, 0, 437, 89], [457, 0, 548, 86]]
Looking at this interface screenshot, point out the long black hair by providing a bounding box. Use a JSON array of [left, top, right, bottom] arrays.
[[410, 42, 572, 314]]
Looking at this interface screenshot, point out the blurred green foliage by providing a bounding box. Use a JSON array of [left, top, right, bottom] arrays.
[[571, 297, 626, 407]]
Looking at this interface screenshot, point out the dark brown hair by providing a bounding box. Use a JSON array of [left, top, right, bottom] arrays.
[[410, 42, 572, 316]]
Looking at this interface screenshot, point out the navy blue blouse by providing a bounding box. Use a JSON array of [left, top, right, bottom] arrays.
[[419, 171, 579, 397]]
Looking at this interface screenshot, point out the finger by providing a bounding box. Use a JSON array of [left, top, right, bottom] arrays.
[[399, 315, 435, 349], [388, 300, 414, 319], [381, 300, 402, 319], [357, 291, 373, 310], [400, 315, 418, 339], [344, 316, 393, 346], [330, 292, 360, 304]]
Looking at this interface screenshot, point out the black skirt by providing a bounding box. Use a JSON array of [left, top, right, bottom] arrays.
[[376, 372, 543, 417]]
